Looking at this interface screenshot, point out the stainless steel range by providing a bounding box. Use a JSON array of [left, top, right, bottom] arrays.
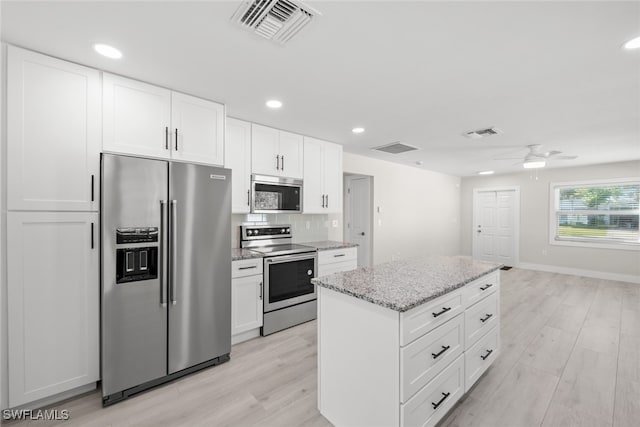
[[240, 224, 317, 335]]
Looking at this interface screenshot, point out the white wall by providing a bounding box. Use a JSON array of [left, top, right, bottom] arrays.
[[339, 152, 461, 265], [460, 161, 640, 280]]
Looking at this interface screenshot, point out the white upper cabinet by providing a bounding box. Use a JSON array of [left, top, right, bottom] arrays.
[[103, 73, 171, 159], [251, 124, 303, 179], [103, 74, 224, 165], [225, 118, 252, 213], [170, 92, 224, 166], [303, 137, 343, 213], [7, 46, 100, 211]]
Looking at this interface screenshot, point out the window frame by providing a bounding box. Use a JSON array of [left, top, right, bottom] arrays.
[[548, 177, 640, 251]]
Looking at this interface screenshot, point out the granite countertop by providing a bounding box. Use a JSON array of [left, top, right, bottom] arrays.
[[311, 255, 501, 312], [302, 240, 359, 251], [231, 248, 264, 261]]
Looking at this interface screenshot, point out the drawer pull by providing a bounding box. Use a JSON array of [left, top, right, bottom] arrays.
[[238, 265, 258, 270], [432, 307, 452, 318], [431, 345, 451, 359], [481, 349, 494, 360], [431, 392, 450, 410], [480, 313, 493, 323], [480, 284, 493, 291], [333, 254, 346, 258]]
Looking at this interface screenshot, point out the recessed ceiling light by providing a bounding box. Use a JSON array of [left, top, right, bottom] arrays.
[[266, 99, 282, 109], [352, 127, 365, 134], [624, 36, 640, 49], [478, 170, 494, 175], [93, 43, 122, 59], [523, 160, 546, 169]]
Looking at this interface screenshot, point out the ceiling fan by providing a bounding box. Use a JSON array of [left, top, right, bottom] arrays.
[[494, 144, 578, 169]]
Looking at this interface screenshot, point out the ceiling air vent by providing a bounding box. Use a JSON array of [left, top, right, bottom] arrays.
[[463, 127, 503, 139], [372, 142, 419, 155], [232, 0, 321, 45]]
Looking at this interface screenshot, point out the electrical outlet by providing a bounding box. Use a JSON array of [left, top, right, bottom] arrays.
[[378, 219, 382, 226], [306, 221, 311, 230], [542, 249, 547, 256], [332, 220, 339, 227]]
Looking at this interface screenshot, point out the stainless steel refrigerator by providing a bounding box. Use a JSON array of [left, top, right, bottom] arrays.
[[101, 154, 231, 405]]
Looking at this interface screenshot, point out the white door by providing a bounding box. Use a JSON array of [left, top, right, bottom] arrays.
[[225, 118, 252, 213], [170, 92, 224, 166], [278, 130, 304, 179], [7, 46, 100, 212], [251, 124, 280, 176], [102, 73, 171, 159], [7, 211, 99, 407], [231, 275, 263, 335], [472, 189, 517, 266], [323, 142, 343, 213], [346, 175, 372, 267], [303, 137, 324, 213]]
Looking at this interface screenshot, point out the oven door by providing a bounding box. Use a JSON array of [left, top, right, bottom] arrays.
[[264, 253, 317, 312]]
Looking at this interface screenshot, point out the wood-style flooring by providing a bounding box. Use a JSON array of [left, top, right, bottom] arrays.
[[6, 268, 639, 427]]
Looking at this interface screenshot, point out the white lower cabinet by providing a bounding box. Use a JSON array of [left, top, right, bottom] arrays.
[[231, 259, 263, 344], [317, 247, 357, 277], [7, 212, 99, 407], [465, 325, 500, 392]]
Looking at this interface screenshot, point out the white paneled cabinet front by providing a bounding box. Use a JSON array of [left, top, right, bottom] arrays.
[[317, 247, 357, 277], [225, 118, 252, 213], [232, 275, 263, 335], [303, 137, 343, 213], [103, 73, 224, 165], [251, 124, 303, 179], [7, 46, 100, 211], [7, 212, 99, 408]]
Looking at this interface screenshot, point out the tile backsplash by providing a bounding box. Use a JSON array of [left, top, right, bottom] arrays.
[[232, 213, 331, 247]]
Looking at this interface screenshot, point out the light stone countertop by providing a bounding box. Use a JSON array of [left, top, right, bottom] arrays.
[[312, 255, 502, 312], [231, 248, 264, 261], [302, 241, 359, 251]]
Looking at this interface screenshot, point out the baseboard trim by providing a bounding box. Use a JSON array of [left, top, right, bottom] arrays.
[[5, 382, 96, 411], [231, 328, 261, 345], [516, 262, 640, 284]]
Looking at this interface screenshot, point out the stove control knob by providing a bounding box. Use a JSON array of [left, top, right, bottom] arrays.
[[281, 228, 286, 233], [247, 230, 254, 235], [286, 228, 291, 233]]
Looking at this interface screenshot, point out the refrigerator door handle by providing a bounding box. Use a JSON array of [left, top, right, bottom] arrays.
[[170, 199, 178, 305], [160, 200, 168, 307]]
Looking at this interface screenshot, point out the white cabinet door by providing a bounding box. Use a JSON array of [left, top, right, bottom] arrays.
[[7, 212, 99, 407], [225, 118, 252, 213], [278, 130, 304, 179], [303, 137, 324, 213], [251, 124, 280, 176], [103, 73, 171, 159], [170, 92, 224, 166], [231, 275, 263, 336], [323, 141, 343, 213], [7, 46, 100, 212]]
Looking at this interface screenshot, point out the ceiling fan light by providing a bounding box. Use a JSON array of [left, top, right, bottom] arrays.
[[523, 160, 546, 169]]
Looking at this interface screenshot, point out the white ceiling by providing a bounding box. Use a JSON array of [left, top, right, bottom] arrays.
[[2, 1, 639, 176]]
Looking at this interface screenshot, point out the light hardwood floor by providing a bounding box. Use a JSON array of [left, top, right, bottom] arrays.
[[6, 269, 639, 427]]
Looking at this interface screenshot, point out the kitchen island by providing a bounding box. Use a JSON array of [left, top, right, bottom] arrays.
[[312, 255, 501, 427]]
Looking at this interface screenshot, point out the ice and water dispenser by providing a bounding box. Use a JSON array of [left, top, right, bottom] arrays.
[[115, 227, 159, 284]]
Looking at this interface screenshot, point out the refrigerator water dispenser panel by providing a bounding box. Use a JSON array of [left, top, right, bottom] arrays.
[[116, 227, 158, 244], [116, 247, 158, 284]]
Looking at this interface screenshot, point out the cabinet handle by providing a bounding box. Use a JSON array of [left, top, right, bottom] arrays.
[[325, 194, 328, 208], [90, 222, 95, 249], [432, 307, 452, 318], [247, 189, 250, 206], [333, 254, 346, 258], [431, 392, 450, 410], [259, 281, 263, 300], [175, 128, 179, 151], [480, 313, 493, 323], [480, 284, 493, 291], [165, 126, 169, 150], [281, 155, 284, 171], [321, 195, 325, 208], [238, 265, 257, 270], [91, 175, 95, 202], [431, 345, 450, 359], [481, 349, 493, 360], [276, 155, 280, 171]]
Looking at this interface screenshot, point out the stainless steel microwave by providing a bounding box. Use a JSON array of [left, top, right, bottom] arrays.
[[251, 175, 303, 214]]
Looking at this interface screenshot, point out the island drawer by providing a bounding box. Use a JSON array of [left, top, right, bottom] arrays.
[[232, 258, 263, 279], [400, 290, 464, 346], [318, 247, 357, 265], [400, 313, 464, 403], [462, 271, 499, 308], [464, 291, 499, 349], [465, 325, 500, 392], [401, 354, 464, 427]]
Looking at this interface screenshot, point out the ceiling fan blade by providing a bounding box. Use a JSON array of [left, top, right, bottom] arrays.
[[554, 155, 578, 160], [494, 156, 525, 160], [546, 150, 563, 157]]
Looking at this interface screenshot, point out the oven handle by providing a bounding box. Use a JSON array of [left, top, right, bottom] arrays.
[[265, 253, 317, 264]]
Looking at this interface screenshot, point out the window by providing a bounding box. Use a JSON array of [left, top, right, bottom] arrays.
[[550, 178, 639, 249]]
